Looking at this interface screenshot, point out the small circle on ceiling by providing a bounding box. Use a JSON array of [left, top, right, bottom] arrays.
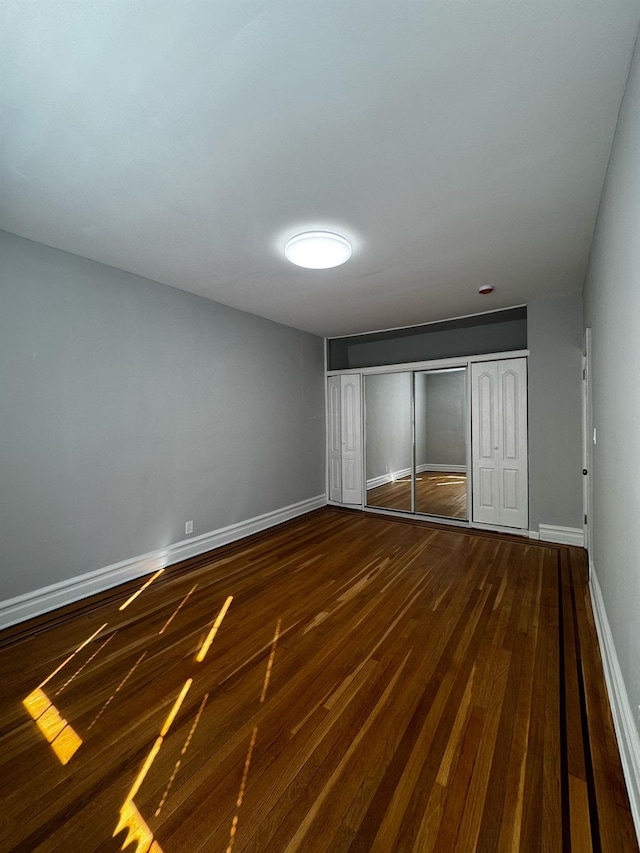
[[478, 285, 494, 295]]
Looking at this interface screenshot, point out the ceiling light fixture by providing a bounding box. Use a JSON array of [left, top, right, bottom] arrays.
[[284, 231, 352, 269]]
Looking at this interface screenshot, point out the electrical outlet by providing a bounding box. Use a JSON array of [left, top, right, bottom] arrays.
[[185, 520, 194, 535]]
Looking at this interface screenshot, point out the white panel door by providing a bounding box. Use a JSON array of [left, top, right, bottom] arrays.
[[499, 359, 528, 528], [472, 361, 500, 524], [327, 376, 342, 503], [340, 375, 362, 505], [472, 358, 528, 528]]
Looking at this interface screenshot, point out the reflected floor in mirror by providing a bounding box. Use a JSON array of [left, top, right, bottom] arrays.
[[367, 471, 467, 518]]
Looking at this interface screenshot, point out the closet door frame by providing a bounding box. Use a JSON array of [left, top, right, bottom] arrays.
[[326, 348, 529, 533]]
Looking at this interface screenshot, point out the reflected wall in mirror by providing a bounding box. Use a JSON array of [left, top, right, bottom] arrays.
[[414, 368, 467, 519], [365, 372, 412, 511]]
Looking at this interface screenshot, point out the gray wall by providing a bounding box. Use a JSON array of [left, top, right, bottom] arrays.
[[417, 370, 467, 468], [527, 293, 584, 531], [583, 34, 640, 743], [0, 231, 325, 601], [364, 372, 412, 482]]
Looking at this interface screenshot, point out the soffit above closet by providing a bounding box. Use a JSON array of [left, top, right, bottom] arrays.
[[1, 2, 639, 337], [328, 307, 528, 370]]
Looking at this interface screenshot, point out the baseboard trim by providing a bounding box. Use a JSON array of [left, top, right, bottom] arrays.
[[366, 474, 390, 490], [367, 464, 466, 489], [538, 524, 584, 547], [418, 464, 467, 474], [366, 467, 412, 490], [0, 495, 326, 631], [590, 565, 640, 843]]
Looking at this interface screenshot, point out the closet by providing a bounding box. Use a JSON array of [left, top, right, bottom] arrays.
[[327, 355, 529, 531]]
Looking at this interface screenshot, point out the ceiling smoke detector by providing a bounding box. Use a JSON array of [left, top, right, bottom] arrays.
[[479, 285, 494, 295]]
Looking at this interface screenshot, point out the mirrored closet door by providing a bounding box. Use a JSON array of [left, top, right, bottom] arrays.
[[414, 368, 468, 519], [364, 372, 413, 512], [364, 367, 469, 521]]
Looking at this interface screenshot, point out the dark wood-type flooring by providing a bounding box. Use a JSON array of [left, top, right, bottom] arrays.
[[367, 471, 467, 518], [0, 508, 637, 852]]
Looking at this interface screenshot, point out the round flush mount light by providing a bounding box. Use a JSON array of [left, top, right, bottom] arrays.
[[479, 284, 495, 295], [284, 231, 352, 269]]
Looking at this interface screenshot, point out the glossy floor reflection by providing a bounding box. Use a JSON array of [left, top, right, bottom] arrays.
[[0, 509, 636, 852]]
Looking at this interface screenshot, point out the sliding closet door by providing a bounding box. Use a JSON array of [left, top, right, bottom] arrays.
[[471, 358, 528, 528], [364, 372, 413, 512], [414, 368, 468, 519], [327, 375, 362, 505]]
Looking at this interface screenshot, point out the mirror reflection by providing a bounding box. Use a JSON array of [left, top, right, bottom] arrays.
[[414, 368, 467, 519], [365, 372, 412, 511]]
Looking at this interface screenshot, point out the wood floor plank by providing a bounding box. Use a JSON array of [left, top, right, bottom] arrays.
[[0, 508, 637, 853], [568, 546, 638, 852], [496, 552, 544, 853]]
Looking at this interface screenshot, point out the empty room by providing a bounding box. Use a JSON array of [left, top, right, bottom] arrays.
[[2, 2, 640, 851]]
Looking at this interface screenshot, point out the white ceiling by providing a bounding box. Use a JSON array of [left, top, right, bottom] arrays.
[[1, 2, 639, 337]]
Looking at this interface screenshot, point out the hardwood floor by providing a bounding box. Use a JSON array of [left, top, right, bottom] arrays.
[[0, 508, 636, 852], [367, 471, 467, 518]]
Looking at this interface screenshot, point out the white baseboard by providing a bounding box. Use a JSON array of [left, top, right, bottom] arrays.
[[590, 565, 640, 843], [418, 463, 467, 473], [366, 467, 412, 490], [366, 473, 390, 490], [0, 495, 326, 631], [538, 524, 585, 547], [367, 464, 466, 489]]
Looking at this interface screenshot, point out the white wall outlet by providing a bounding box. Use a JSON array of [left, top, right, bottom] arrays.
[[185, 520, 194, 535]]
